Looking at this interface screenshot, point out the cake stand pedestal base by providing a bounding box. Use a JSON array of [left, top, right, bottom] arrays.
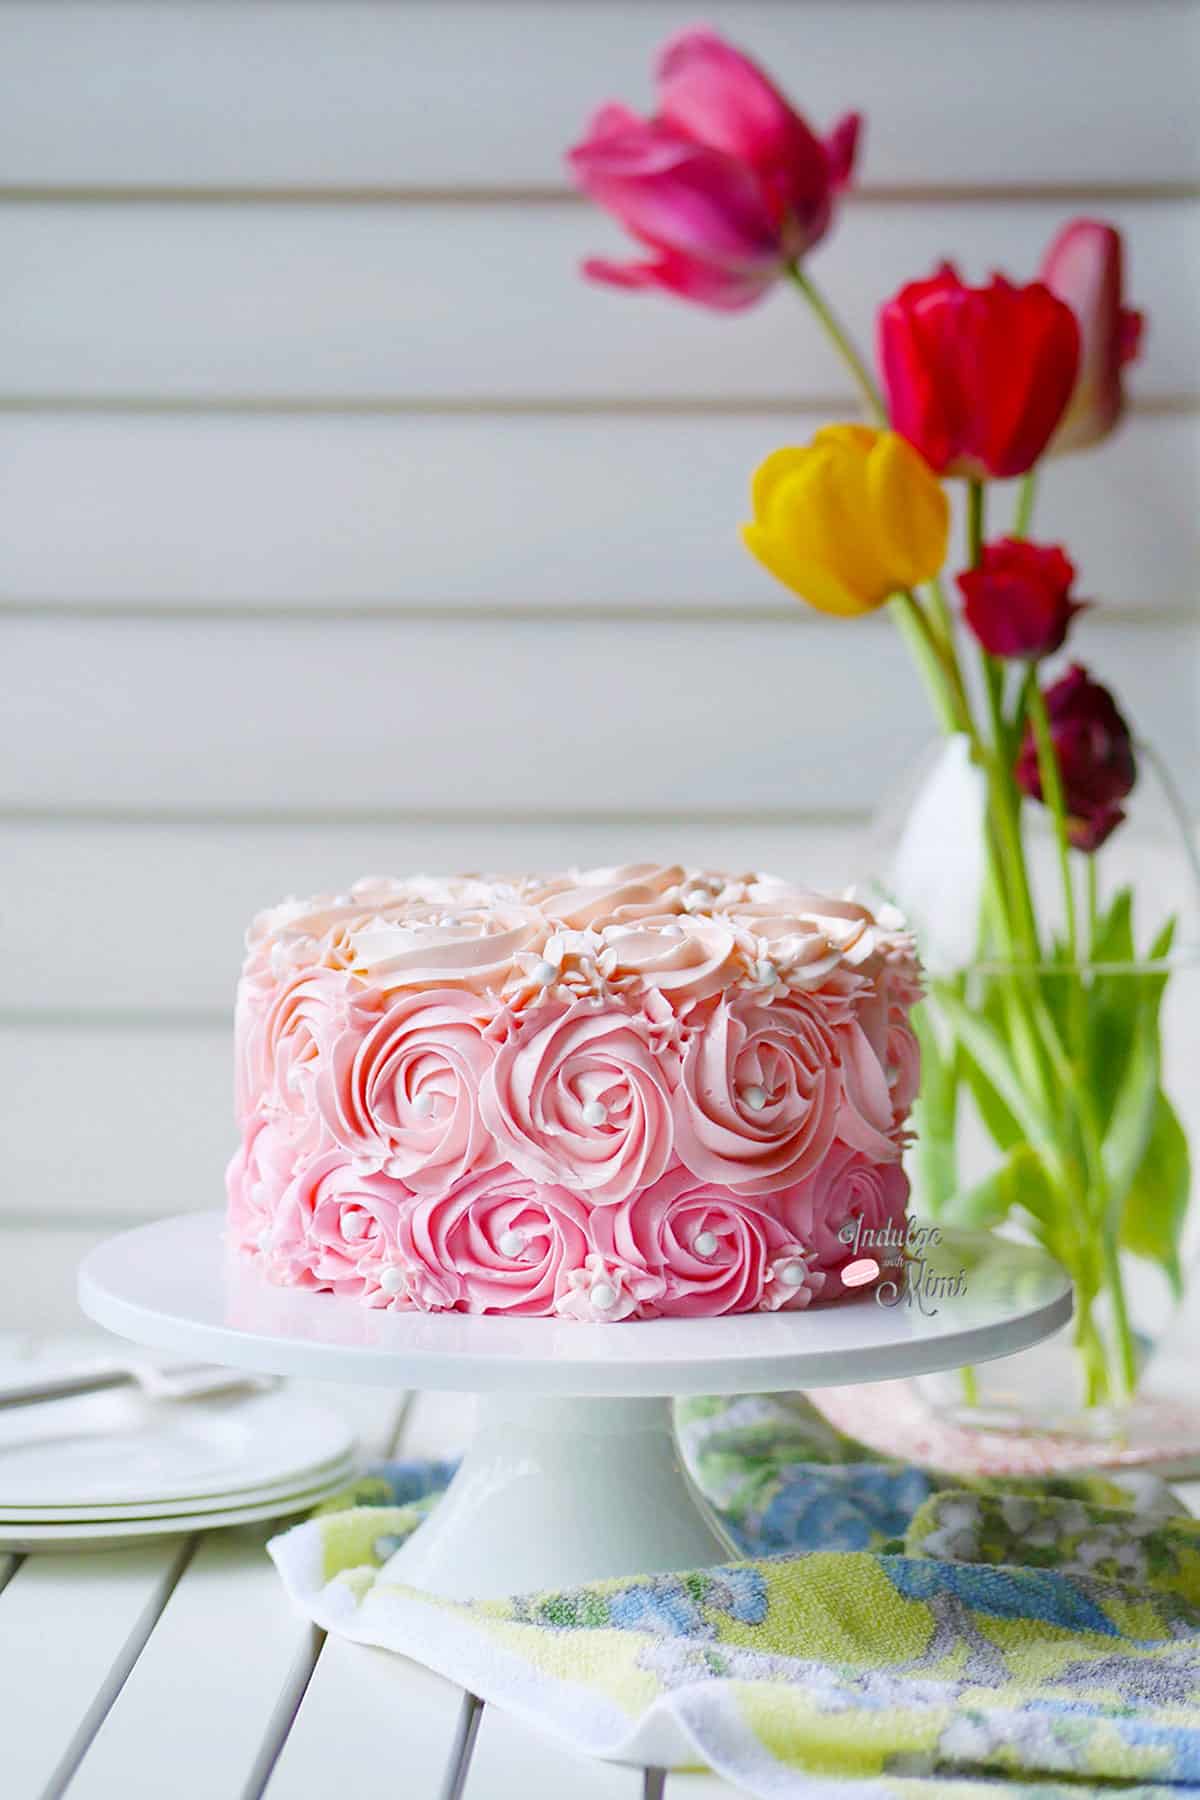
[[79, 1213, 1073, 1601], [387, 1394, 732, 1600]]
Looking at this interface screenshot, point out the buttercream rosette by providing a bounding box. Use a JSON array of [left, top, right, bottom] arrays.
[[228, 864, 921, 1320]]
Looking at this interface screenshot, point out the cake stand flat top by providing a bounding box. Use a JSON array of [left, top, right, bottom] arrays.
[[79, 1214, 1071, 1397]]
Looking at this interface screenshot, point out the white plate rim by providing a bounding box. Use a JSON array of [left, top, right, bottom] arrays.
[[0, 1386, 357, 1507], [0, 1469, 358, 1549], [0, 1452, 359, 1521]]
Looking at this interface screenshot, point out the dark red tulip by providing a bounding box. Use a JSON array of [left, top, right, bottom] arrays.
[[1015, 664, 1137, 852], [957, 537, 1085, 660], [877, 265, 1080, 478]]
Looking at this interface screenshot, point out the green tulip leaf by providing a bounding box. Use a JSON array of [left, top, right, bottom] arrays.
[[1091, 886, 1136, 965], [1101, 1004, 1160, 1215], [1088, 910, 1175, 1127], [909, 999, 958, 1217], [931, 982, 1052, 1158], [955, 977, 1024, 1152], [942, 1144, 1056, 1233], [1119, 1090, 1191, 1296], [1100, 917, 1176, 1220]]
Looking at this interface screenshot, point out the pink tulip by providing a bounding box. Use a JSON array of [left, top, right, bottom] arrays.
[[568, 29, 860, 311], [1039, 219, 1145, 453]]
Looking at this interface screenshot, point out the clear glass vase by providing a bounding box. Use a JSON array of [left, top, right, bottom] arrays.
[[867, 735, 1200, 1439]]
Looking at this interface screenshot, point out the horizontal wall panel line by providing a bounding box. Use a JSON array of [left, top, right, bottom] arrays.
[[0, 414, 1188, 610], [0, 393, 868, 419], [0, 1009, 227, 1033], [5, 614, 1189, 816], [0, 1209, 154, 1235], [1, 816, 871, 1016], [1, 2, 1191, 193], [0, 396, 1194, 421], [4, 199, 1189, 404], [0, 183, 1196, 207], [0, 804, 870, 831], [1, 601, 1192, 628]]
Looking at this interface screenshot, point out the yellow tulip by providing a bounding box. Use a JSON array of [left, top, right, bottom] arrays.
[[740, 425, 949, 616]]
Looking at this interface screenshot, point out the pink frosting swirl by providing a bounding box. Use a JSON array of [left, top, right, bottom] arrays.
[[225, 1116, 303, 1255], [777, 1142, 910, 1296], [885, 1010, 921, 1122], [530, 863, 685, 929], [592, 1167, 814, 1316], [835, 1018, 903, 1162], [480, 998, 676, 1203], [394, 1167, 590, 1314], [266, 1150, 410, 1299], [672, 991, 841, 1193], [234, 967, 275, 1126], [597, 913, 741, 1007], [317, 988, 498, 1192], [240, 965, 381, 1135], [345, 902, 548, 994]]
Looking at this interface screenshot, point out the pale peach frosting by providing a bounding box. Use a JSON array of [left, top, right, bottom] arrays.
[[228, 864, 920, 1320]]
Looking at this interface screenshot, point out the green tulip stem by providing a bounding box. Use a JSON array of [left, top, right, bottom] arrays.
[[966, 477, 986, 569], [891, 593, 961, 738], [787, 264, 886, 427], [1013, 471, 1038, 539], [965, 480, 1038, 961], [1086, 854, 1100, 960]]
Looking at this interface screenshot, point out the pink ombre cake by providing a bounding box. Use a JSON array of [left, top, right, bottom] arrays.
[[227, 865, 920, 1321]]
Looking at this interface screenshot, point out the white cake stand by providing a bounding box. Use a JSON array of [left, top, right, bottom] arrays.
[[79, 1213, 1071, 1600]]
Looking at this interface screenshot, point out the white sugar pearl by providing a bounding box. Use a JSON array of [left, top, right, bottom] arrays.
[[740, 1084, 768, 1112], [581, 1098, 609, 1127], [777, 1259, 808, 1289], [590, 1282, 617, 1312], [532, 960, 558, 986], [378, 1265, 407, 1295], [411, 1091, 436, 1119], [498, 1228, 527, 1258], [341, 1210, 369, 1242], [693, 1230, 719, 1257]]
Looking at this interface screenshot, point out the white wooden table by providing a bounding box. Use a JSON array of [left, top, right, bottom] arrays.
[[1, 1338, 741, 1800], [9, 1336, 1199, 1800]]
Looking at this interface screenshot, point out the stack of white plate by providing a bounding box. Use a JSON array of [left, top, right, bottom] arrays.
[[0, 1385, 357, 1551]]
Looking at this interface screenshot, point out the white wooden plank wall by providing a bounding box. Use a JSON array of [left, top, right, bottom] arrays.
[[2, 1, 1197, 1331]]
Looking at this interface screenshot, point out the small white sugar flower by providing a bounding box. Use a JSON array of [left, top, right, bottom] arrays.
[[760, 1245, 826, 1311], [555, 1254, 658, 1322]]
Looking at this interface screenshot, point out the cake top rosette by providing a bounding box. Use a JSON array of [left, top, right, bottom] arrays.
[[241, 863, 919, 1019]]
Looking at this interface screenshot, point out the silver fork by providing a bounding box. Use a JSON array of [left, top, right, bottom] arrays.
[[0, 1358, 276, 1410]]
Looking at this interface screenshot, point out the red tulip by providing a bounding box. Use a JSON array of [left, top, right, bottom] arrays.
[[877, 265, 1080, 478], [1040, 219, 1146, 454], [568, 29, 860, 312], [1015, 664, 1137, 852], [957, 537, 1085, 660]]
